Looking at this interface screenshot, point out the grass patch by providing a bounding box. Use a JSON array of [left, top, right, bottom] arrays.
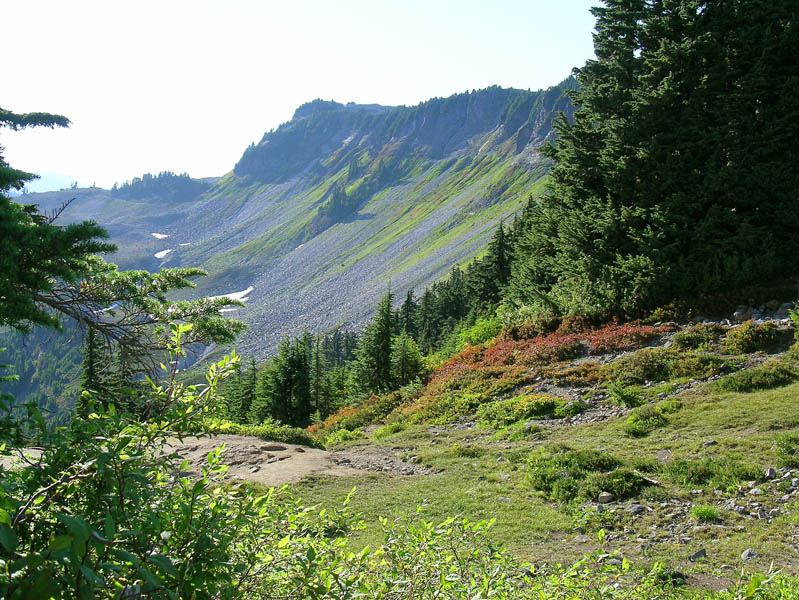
[[691, 504, 721, 523], [776, 433, 799, 468], [623, 404, 669, 437], [662, 457, 760, 491], [608, 381, 645, 407]]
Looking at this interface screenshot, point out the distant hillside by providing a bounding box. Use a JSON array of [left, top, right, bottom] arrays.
[[15, 79, 575, 361]]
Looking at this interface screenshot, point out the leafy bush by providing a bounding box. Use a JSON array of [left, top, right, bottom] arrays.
[[197, 417, 319, 447], [371, 421, 407, 440], [322, 427, 364, 447], [477, 394, 577, 428], [722, 320, 779, 354], [623, 404, 668, 437], [601, 347, 728, 386], [672, 323, 726, 350]]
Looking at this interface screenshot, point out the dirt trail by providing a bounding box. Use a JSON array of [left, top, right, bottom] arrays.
[[1, 435, 425, 487], [166, 434, 364, 486]]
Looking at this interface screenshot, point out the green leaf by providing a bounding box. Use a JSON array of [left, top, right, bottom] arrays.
[[0, 522, 18, 552], [56, 513, 91, 544], [48, 535, 74, 553], [22, 569, 60, 600], [148, 553, 178, 577]]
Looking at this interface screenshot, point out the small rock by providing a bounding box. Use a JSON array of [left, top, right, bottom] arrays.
[[260, 444, 287, 451], [749, 488, 763, 495], [791, 478, 799, 488], [248, 465, 260, 473], [756, 508, 767, 519], [690, 549, 707, 562], [598, 492, 615, 504], [626, 504, 646, 516], [765, 467, 777, 479], [500, 473, 511, 481], [575, 534, 591, 543], [769, 508, 781, 518], [295, 447, 305, 453], [741, 548, 757, 562], [702, 440, 718, 448]]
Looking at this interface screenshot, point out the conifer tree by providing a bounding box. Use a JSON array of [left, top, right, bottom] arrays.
[[391, 332, 423, 387], [352, 287, 394, 393]]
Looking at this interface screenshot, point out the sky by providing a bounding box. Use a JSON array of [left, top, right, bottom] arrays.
[[3, 0, 597, 191]]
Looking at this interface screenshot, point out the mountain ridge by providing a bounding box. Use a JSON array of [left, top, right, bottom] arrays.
[[12, 79, 575, 362]]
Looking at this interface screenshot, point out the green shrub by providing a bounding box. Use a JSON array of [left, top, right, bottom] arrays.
[[197, 417, 319, 447], [372, 421, 407, 440], [714, 351, 799, 393], [602, 347, 729, 386], [477, 394, 567, 428], [583, 469, 649, 502], [623, 405, 668, 437], [608, 381, 645, 407], [722, 320, 779, 354], [691, 504, 721, 523], [672, 323, 726, 350], [458, 316, 503, 348], [776, 433, 799, 468], [527, 445, 632, 502], [323, 427, 364, 447]]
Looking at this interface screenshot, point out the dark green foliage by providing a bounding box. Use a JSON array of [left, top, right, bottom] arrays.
[[467, 223, 512, 312], [390, 332, 423, 387], [113, 170, 210, 203], [527, 445, 629, 502], [509, 0, 799, 317], [351, 288, 395, 394], [477, 394, 577, 429], [250, 334, 312, 427]]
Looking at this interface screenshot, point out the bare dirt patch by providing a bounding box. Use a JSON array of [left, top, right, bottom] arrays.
[[164, 434, 362, 486]]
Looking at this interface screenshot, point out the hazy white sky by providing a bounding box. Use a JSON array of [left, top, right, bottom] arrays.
[[4, 0, 597, 190]]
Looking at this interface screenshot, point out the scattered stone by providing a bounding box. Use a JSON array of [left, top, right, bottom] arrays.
[[741, 548, 757, 562], [626, 504, 646, 516], [756, 508, 767, 520], [702, 440, 718, 448], [295, 447, 305, 453], [248, 465, 260, 473], [690, 549, 707, 562], [765, 467, 777, 479], [598, 492, 615, 504], [260, 444, 287, 451], [749, 488, 763, 496], [500, 473, 511, 481], [769, 508, 781, 518], [575, 534, 591, 543]]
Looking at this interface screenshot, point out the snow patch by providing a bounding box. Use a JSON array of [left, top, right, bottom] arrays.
[[209, 286, 254, 303], [154, 249, 173, 259], [179, 243, 191, 247], [151, 233, 169, 239]]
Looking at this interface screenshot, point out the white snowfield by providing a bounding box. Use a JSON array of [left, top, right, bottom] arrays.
[[179, 243, 191, 247], [209, 287, 254, 312], [154, 249, 173, 259], [151, 233, 169, 239]]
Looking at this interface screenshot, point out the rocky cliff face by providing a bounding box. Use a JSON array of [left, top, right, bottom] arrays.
[[20, 79, 575, 359]]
